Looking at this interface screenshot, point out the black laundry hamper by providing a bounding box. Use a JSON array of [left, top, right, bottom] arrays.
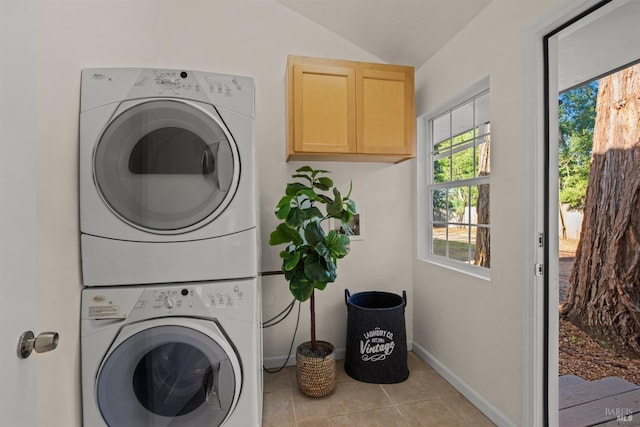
[[344, 289, 409, 384]]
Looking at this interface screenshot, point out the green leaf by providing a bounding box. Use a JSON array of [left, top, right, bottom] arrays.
[[289, 279, 314, 301], [314, 242, 330, 260], [276, 195, 292, 208], [325, 229, 350, 259], [295, 166, 315, 174], [283, 251, 301, 271], [303, 251, 336, 284], [276, 203, 291, 220], [285, 182, 310, 196], [316, 194, 332, 204], [314, 281, 328, 291], [304, 221, 325, 246], [286, 207, 306, 227], [298, 188, 317, 200], [269, 223, 303, 246], [303, 206, 323, 221], [314, 182, 330, 191], [292, 173, 313, 184], [325, 187, 344, 217], [345, 199, 357, 215], [311, 168, 330, 178], [275, 195, 293, 219], [314, 176, 333, 191]]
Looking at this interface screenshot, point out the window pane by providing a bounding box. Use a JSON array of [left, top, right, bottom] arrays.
[[432, 114, 450, 144], [434, 138, 450, 155], [432, 224, 447, 257], [475, 137, 490, 176], [432, 189, 448, 221], [471, 184, 490, 226], [433, 157, 450, 183], [452, 100, 473, 138], [475, 92, 490, 136], [472, 225, 490, 268], [451, 146, 475, 181], [448, 225, 471, 263], [448, 186, 469, 224]]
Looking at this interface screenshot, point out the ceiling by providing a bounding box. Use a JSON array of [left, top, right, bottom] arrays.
[[276, 0, 493, 68]]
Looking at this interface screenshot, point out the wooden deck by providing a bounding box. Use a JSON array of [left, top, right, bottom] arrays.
[[559, 375, 640, 426]]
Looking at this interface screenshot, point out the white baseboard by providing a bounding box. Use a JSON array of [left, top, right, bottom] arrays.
[[412, 342, 517, 427]]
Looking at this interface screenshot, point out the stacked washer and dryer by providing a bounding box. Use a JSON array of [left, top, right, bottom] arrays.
[[79, 68, 262, 427]]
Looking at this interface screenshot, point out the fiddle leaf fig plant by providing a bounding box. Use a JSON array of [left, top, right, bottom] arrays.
[[269, 166, 356, 351]]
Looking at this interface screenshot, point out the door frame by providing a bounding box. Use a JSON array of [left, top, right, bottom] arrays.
[[522, 1, 612, 426]]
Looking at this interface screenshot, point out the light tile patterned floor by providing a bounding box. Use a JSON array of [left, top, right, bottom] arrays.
[[262, 351, 496, 426]]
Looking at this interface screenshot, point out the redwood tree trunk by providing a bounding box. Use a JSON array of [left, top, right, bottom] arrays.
[[561, 64, 640, 357], [475, 127, 490, 267]]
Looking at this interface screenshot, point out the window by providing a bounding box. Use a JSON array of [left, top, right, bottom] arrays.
[[418, 83, 490, 276]]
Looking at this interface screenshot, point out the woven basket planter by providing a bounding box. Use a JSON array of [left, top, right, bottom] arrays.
[[296, 341, 336, 398]]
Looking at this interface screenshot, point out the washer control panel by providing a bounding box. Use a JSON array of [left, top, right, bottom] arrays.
[[82, 279, 256, 322]]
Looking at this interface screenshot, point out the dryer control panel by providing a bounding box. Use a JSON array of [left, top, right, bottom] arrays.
[[81, 68, 254, 118]]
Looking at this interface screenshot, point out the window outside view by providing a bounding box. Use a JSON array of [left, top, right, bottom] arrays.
[[428, 90, 490, 270]]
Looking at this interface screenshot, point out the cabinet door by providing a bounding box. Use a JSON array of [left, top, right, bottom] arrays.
[[356, 67, 415, 156], [290, 63, 356, 155]]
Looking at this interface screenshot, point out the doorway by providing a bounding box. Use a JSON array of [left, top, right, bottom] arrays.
[[545, 0, 640, 425]]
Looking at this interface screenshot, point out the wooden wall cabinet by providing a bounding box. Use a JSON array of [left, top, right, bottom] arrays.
[[286, 55, 415, 163]]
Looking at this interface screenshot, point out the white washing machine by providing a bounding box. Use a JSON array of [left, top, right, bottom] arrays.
[[79, 68, 257, 286], [81, 279, 262, 427]]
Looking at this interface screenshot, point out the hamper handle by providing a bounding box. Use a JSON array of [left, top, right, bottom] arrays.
[[344, 289, 351, 306], [402, 290, 407, 307]]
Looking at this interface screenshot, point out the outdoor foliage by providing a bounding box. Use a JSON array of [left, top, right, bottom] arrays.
[[558, 81, 597, 209]]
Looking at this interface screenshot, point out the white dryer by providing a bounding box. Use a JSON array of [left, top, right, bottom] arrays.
[[81, 279, 262, 427], [79, 68, 257, 286]]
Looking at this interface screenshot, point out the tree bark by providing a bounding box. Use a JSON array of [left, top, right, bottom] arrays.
[[561, 64, 640, 357], [475, 127, 490, 267]]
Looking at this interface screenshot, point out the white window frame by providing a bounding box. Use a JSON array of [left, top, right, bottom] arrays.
[[417, 77, 491, 279]]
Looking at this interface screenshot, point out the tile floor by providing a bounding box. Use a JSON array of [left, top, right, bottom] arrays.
[[262, 351, 496, 426]]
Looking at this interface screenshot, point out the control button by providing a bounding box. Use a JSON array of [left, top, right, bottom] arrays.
[[181, 288, 189, 296], [180, 71, 188, 78], [163, 295, 176, 309]]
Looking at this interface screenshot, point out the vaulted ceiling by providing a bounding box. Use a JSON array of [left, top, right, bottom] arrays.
[[276, 0, 492, 68]]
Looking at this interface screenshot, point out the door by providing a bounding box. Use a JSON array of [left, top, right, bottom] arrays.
[[0, 1, 39, 425], [356, 66, 415, 156], [96, 320, 241, 427], [546, 0, 640, 424], [93, 99, 240, 233], [289, 58, 357, 155]]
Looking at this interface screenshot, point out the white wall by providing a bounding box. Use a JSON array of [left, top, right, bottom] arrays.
[[0, 2, 38, 426], [412, 0, 568, 425], [35, 1, 413, 425]]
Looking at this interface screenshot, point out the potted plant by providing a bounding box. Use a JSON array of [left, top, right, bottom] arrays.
[[269, 166, 356, 397]]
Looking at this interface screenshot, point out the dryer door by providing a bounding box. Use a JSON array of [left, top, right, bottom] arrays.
[[93, 99, 240, 234], [96, 323, 241, 427]]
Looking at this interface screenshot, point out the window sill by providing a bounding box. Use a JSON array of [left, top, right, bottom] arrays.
[[417, 256, 491, 281]]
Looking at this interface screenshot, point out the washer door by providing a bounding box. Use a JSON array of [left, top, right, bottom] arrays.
[[96, 322, 241, 427], [94, 99, 240, 233]]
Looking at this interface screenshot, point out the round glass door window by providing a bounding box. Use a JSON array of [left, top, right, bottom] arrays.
[[97, 325, 239, 426], [94, 99, 240, 233]]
